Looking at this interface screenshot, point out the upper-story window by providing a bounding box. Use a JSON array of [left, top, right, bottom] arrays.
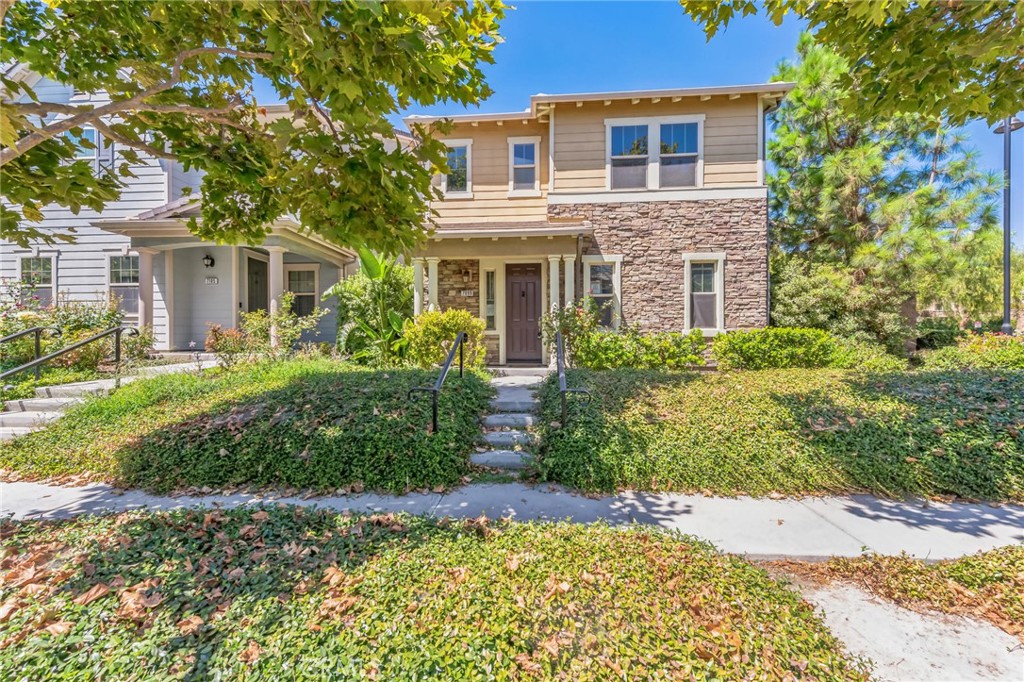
[[507, 136, 541, 196], [441, 139, 472, 198], [606, 115, 704, 191], [64, 127, 112, 171]]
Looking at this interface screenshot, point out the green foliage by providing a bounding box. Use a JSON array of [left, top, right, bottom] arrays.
[[536, 368, 1024, 501], [920, 334, 1024, 371], [403, 309, 487, 370], [204, 325, 252, 369], [205, 292, 327, 367], [0, 510, 870, 682], [543, 301, 705, 369], [0, 367, 99, 406], [915, 317, 965, 350], [678, 1, 1022, 126], [0, 359, 492, 494], [712, 328, 837, 370], [1, 1, 504, 252], [324, 248, 413, 366], [830, 338, 909, 373]]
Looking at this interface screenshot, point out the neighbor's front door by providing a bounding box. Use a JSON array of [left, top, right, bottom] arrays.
[[246, 256, 269, 312], [506, 263, 542, 362]]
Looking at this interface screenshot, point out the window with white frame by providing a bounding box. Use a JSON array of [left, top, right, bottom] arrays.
[[442, 140, 472, 196], [285, 265, 319, 316], [507, 136, 540, 195], [583, 256, 622, 328], [109, 255, 139, 315], [683, 253, 725, 333], [606, 115, 704, 191], [20, 256, 55, 307], [484, 270, 496, 330], [64, 127, 112, 171], [609, 124, 649, 189]]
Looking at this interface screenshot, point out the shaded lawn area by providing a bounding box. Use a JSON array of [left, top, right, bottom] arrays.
[[0, 508, 868, 681], [768, 545, 1024, 643], [537, 369, 1024, 501], [0, 359, 492, 494]]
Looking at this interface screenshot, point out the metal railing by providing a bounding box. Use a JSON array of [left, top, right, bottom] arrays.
[[556, 331, 591, 426], [0, 326, 139, 384], [408, 332, 467, 434], [0, 326, 62, 379]]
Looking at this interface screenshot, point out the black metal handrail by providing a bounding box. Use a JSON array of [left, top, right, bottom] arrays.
[[556, 331, 591, 426], [0, 326, 139, 384], [0, 326, 62, 380], [408, 332, 467, 434]]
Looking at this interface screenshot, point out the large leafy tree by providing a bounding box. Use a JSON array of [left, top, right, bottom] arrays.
[[680, 0, 1023, 126], [0, 0, 504, 253], [767, 36, 1003, 341]]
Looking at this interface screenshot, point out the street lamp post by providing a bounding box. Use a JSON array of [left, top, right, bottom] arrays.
[[994, 116, 1022, 335]]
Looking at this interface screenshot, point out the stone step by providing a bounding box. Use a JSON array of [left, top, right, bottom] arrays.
[[490, 398, 539, 413], [482, 413, 536, 429], [470, 449, 531, 470], [0, 411, 62, 429], [3, 397, 83, 413], [482, 430, 533, 448], [0, 426, 34, 441]]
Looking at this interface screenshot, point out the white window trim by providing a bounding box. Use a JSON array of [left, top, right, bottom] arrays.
[[479, 267, 498, 333], [440, 138, 473, 199], [604, 114, 705, 191], [681, 252, 725, 336], [107, 253, 140, 319], [284, 263, 321, 314], [17, 254, 57, 305], [582, 254, 623, 329], [507, 135, 541, 197]]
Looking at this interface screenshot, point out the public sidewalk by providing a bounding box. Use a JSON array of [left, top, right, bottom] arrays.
[[2, 480, 1021, 561]]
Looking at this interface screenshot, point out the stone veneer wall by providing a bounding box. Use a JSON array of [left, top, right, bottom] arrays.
[[437, 259, 479, 315], [549, 199, 768, 331]]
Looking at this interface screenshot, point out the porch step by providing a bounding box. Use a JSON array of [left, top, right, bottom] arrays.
[[482, 413, 536, 429], [470, 449, 531, 470], [488, 366, 550, 377], [2, 397, 83, 413], [482, 430, 534, 449], [490, 398, 539, 413], [0, 411, 62, 429]]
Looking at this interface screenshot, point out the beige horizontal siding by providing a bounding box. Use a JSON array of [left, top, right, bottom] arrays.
[[552, 94, 761, 191]]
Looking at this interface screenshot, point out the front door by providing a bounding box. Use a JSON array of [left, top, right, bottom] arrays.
[[246, 256, 269, 312], [506, 263, 542, 362]]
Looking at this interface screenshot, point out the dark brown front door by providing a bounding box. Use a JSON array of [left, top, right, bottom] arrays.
[[506, 263, 542, 362]]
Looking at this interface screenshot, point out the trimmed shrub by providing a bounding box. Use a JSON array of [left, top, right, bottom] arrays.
[[404, 309, 487, 369], [711, 327, 837, 370], [575, 328, 704, 370], [831, 337, 909, 372], [921, 333, 1024, 370], [536, 368, 1024, 501]]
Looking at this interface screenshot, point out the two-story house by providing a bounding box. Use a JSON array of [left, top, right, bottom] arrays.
[[1, 67, 356, 352], [405, 82, 792, 364]]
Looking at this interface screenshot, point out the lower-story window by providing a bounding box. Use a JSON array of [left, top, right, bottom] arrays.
[[582, 255, 622, 328], [20, 256, 55, 306], [109, 255, 140, 315], [285, 265, 319, 316], [682, 252, 725, 333]]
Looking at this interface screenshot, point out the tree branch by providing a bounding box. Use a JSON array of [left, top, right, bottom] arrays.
[[91, 119, 176, 160]]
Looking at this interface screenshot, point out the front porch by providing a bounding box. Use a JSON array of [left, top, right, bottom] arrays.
[[410, 223, 592, 365]]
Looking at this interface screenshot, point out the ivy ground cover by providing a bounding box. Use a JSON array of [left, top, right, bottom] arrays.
[[537, 369, 1024, 501], [0, 359, 492, 494], [0, 508, 868, 680]]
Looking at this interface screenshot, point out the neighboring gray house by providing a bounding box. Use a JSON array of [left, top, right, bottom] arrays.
[[1, 69, 355, 350]]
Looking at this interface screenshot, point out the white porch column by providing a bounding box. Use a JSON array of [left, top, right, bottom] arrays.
[[563, 255, 576, 307], [547, 255, 561, 313], [426, 257, 439, 311], [412, 258, 425, 316], [136, 247, 157, 330], [266, 246, 286, 346]]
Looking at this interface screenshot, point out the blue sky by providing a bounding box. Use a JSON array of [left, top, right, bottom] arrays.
[[255, 1, 1023, 238]]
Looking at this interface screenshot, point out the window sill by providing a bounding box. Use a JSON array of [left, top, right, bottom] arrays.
[[441, 192, 474, 201], [507, 190, 541, 199], [688, 327, 723, 337]]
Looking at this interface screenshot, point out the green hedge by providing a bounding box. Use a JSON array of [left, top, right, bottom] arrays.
[[0, 359, 492, 494], [0, 509, 868, 681], [711, 327, 906, 371], [537, 368, 1024, 501], [920, 333, 1024, 370], [575, 328, 705, 369], [404, 309, 487, 369]]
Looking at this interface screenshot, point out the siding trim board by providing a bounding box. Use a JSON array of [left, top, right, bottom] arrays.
[[547, 186, 767, 204]]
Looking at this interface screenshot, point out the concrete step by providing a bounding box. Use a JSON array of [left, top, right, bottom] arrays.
[[490, 375, 545, 389], [482, 430, 533, 448], [0, 426, 34, 441], [488, 366, 550, 377], [490, 398, 539, 413], [3, 397, 83, 413], [0, 411, 62, 428], [34, 377, 133, 398], [470, 449, 531, 470], [482, 413, 536, 429]]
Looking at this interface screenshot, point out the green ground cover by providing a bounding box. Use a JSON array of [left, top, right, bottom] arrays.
[[537, 368, 1024, 501], [0, 359, 491, 494], [0, 508, 868, 681]]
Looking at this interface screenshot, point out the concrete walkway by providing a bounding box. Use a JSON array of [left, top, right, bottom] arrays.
[[2, 480, 1021, 560]]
